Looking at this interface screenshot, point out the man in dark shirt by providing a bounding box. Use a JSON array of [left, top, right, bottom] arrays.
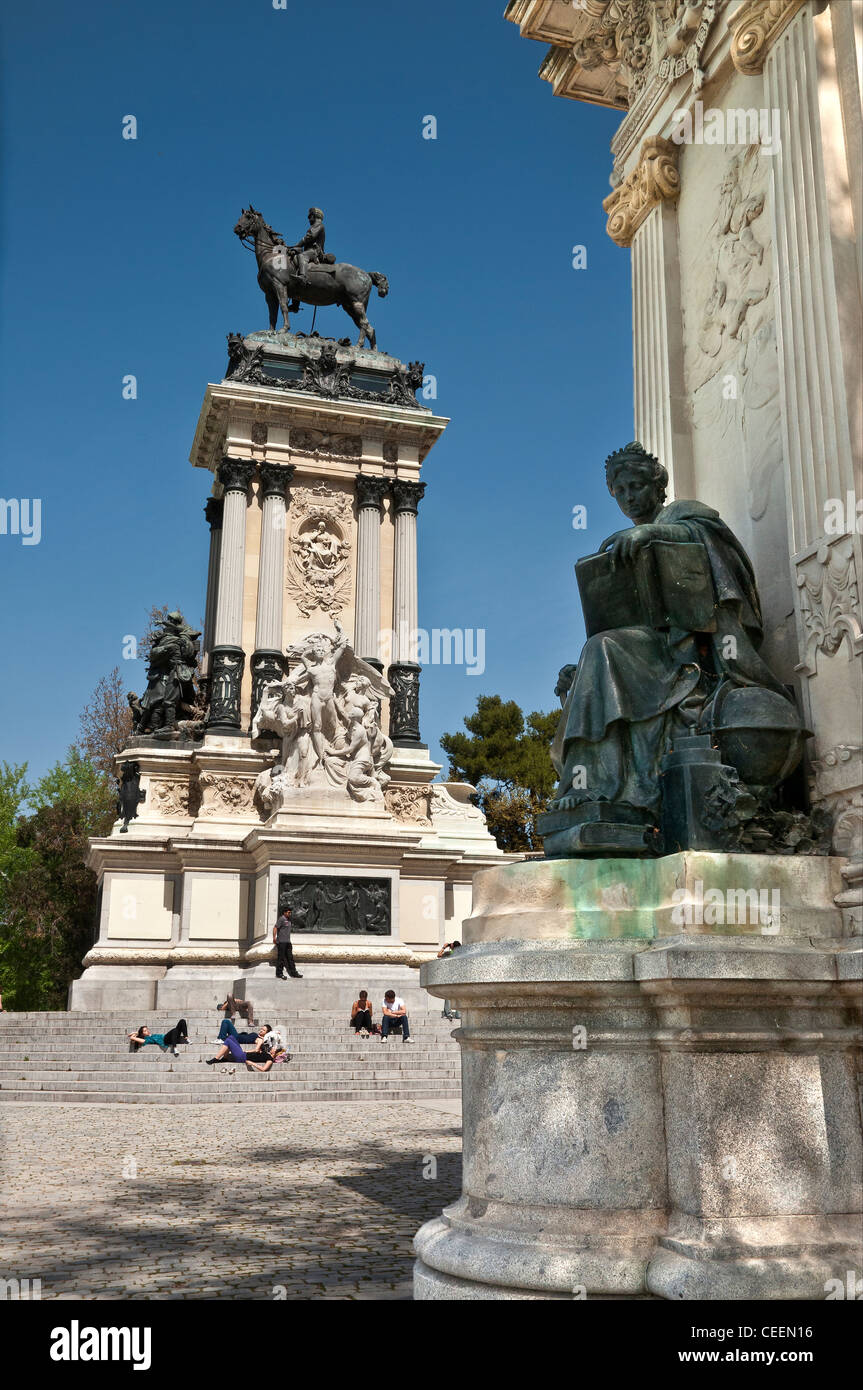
[[273, 907, 302, 981]]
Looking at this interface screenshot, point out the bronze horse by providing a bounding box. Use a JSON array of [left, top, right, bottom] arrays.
[[234, 206, 389, 349]]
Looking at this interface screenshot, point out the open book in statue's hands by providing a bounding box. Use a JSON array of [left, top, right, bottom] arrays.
[[575, 540, 716, 636]]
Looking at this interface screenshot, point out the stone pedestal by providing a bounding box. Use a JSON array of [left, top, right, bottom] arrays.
[[413, 854, 863, 1300]]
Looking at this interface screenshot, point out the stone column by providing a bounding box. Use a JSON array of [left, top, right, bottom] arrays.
[[208, 456, 255, 734], [202, 497, 223, 676], [251, 461, 294, 724], [354, 474, 389, 670], [756, 5, 863, 916], [631, 203, 694, 499], [388, 479, 425, 744], [603, 137, 690, 493]]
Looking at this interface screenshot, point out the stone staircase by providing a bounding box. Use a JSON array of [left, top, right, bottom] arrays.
[[0, 1009, 461, 1104]]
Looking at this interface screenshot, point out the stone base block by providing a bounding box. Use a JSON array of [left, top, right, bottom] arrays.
[[68, 966, 167, 1012], [413, 856, 863, 1301], [231, 961, 433, 1014]]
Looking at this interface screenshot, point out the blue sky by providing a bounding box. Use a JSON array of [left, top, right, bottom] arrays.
[[0, 0, 631, 781]]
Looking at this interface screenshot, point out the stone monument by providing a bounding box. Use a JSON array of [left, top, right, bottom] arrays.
[[414, 1, 862, 1299], [70, 207, 508, 1014]]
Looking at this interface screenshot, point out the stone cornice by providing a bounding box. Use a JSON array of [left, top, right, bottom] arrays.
[[189, 382, 449, 474], [727, 0, 806, 75], [602, 135, 681, 246]]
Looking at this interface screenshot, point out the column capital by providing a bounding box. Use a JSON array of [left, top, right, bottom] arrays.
[[258, 460, 295, 501], [218, 456, 256, 494], [602, 136, 680, 248], [204, 497, 224, 530], [355, 474, 389, 512], [391, 479, 426, 516], [728, 0, 806, 76]]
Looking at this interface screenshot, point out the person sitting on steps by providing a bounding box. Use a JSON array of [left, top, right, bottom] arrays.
[[350, 989, 374, 1037], [380, 990, 412, 1044]]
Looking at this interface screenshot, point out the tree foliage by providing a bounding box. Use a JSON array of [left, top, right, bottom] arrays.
[[440, 695, 560, 852], [77, 667, 133, 778], [0, 751, 115, 1010]]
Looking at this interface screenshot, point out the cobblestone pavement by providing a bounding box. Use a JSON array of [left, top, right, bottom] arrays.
[[0, 1101, 462, 1300]]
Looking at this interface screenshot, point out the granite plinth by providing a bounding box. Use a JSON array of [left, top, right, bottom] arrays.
[[413, 855, 863, 1300]]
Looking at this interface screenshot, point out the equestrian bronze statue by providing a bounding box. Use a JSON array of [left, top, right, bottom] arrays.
[[234, 205, 389, 349]]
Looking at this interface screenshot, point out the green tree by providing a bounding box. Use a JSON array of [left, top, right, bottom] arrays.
[[440, 695, 559, 852], [0, 751, 115, 1011]]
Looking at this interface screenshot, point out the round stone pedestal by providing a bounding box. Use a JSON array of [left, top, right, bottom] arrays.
[[413, 855, 863, 1300]]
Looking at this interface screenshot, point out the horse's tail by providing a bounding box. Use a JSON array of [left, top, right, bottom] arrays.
[[369, 272, 389, 298]]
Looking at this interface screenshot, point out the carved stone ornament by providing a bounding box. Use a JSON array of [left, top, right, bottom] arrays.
[[197, 772, 257, 819], [796, 537, 863, 674], [657, 0, 719, 86], [148, 778, 200, 819], [286, 481, 352, 618], [385, 784, 432, 825], [258, 460, 294, 501], [217, 456, 256, 494], [290, 429, 362, 460], [355, 475, 389, 512], [429, 784, 485, 823], [728, 0, 806, 76], [391, 479, 426, 516], [251, 622, 394, 807], [251, 421, 268, 446], [603, 136, 680, 247], [696, 148, 770, 368]]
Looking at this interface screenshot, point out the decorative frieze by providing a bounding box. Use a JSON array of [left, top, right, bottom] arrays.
[[603, 136, 680, 247], [728, 0, 806, 75], [290, 429, 362, 460]]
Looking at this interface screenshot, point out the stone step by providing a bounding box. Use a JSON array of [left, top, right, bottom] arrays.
[[0, 1066, 460, 1082], [0, 1086, 460, 1105], [0, 1009, 459, 1104]]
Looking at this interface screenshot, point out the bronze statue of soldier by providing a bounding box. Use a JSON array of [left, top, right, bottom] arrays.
[[233, 205, 389, 348], [136, 612, 201, 736]]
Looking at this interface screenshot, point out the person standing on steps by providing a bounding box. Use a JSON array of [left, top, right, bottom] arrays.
[[273, 905, 302, 981]]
